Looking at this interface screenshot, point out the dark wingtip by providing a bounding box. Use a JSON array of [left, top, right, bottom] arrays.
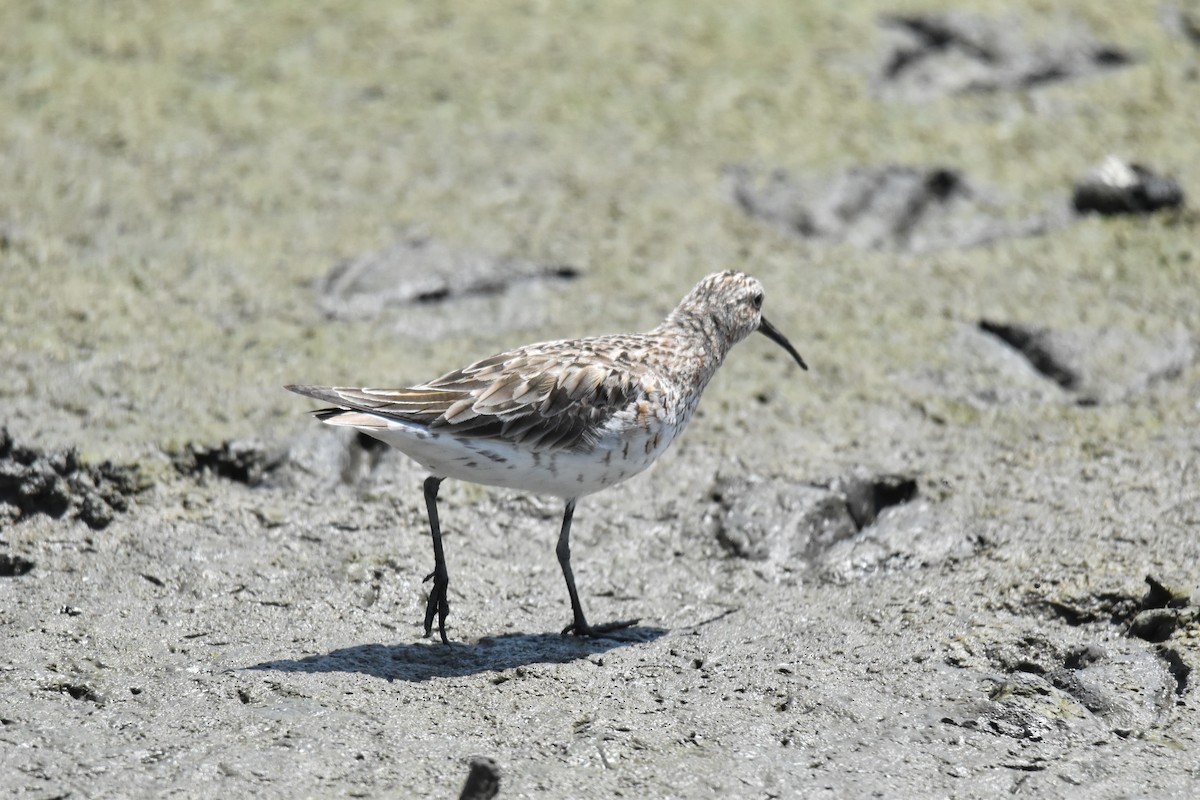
[[286, 384, 336, 401]]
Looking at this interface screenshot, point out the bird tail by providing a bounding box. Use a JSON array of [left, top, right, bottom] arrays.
[[313, 409, 389, 428]]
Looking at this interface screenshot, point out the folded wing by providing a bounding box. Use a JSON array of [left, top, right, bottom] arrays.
[[287, 341, 647, 453]]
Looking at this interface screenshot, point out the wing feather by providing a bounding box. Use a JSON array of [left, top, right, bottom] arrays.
[[286, 337, 650, 453]]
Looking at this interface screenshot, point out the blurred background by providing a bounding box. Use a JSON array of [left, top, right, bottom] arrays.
[[2, 1, 1194, 463]]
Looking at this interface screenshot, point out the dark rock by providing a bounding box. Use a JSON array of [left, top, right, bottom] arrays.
[[1072, 157, 1185, 215]]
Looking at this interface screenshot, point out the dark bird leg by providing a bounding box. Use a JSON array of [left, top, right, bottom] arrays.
[[421, 476, 451, 643], [557, 499, 639, 638]]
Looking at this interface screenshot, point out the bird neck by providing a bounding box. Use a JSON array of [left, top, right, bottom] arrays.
[[652, 311, 731, 387]]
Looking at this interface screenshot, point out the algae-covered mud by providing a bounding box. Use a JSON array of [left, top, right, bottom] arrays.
[[2, 2, 1198, 797]]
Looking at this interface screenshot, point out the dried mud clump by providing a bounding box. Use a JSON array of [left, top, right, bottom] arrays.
[[874, 11, 1132, 100], [729, 165, 1061, 253], [0, 428, 147, 529], [171, 440, 287, 487], [708, 470, 919, 565], [0, 552, 36, 576], [1039, 575, 1196, 645], [977, 321, 1194, 405]]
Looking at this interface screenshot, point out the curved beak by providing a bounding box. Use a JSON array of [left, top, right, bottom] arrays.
[[758, 316, 808, 370]]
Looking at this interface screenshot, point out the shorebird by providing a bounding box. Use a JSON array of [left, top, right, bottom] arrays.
[[287, 270, 807, 642]]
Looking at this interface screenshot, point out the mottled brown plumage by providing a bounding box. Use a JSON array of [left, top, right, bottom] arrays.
[[287, 270, 807, 642]]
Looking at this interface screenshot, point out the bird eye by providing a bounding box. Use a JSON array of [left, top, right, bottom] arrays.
[[751, 292, 764, 310]]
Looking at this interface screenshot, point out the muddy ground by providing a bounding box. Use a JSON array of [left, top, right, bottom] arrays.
[[2, 2, 1199, 798]]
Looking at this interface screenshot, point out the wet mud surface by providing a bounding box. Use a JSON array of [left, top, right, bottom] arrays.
[[730, 163, 1066, 252], [872, 10, 1133, 100], [2, 2, 1199, 798], [317, 235, 581, 341]]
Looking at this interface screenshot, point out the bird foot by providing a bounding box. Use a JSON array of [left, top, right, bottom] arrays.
[[423, 569, 450, 644], [561, 618, 640, 638]]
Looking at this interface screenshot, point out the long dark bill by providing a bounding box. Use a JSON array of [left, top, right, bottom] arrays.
[[758, 316, 808, 371]]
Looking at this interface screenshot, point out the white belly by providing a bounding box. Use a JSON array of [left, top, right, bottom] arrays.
[[353, 416, 681, 499]]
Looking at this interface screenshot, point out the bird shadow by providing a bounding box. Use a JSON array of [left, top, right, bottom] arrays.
[[245, 625, 667, 682]]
